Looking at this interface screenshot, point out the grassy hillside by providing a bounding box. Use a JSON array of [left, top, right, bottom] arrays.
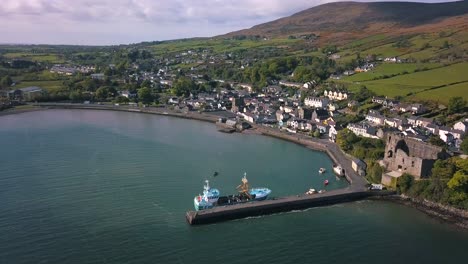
[[224, 1, 468, 45], [338, 62, 468, 104]]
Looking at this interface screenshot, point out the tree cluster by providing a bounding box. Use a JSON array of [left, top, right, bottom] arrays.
[[397, 158, 468, 209]]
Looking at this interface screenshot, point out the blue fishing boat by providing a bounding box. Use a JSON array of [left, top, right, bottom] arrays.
[[193, 173, 271, 211]]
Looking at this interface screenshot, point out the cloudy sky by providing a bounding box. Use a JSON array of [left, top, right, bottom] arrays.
[[1, 0, 454, 45]]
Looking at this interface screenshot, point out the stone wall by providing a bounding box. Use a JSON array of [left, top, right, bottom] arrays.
[[383, 133, 446, 179]]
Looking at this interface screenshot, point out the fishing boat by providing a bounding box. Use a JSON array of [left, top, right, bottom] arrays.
[[319, 168, 326, 174], [193, 173, 271, 211], [306, 188, 316, 195], [193, 180, 220, 211]]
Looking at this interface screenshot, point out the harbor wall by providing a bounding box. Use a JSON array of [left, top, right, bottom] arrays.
[[32, 103, 218, 123], [186, 190, 394, 225]]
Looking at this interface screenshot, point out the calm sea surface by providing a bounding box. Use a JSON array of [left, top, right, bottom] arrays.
[[0, 109, 467, 264]]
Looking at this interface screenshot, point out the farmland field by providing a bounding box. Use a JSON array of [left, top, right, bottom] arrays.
[[340, 62, 468, 100], [3, 52, 64, 63], [342, 63, 442, 82], [14, 80, 65, 92], [411, 82, 468, 104]]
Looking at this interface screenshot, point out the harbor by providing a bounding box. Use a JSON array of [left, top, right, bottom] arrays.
[[186, 189, 394, 225]]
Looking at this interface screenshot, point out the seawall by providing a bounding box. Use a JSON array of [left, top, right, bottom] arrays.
[[186, 190, 395, 225], [31, 103, 218, 123]]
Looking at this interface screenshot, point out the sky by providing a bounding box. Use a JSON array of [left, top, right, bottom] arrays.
[[0, 0, 456, 45]]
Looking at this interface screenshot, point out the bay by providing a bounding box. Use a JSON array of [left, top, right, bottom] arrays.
[[0, 109, 466, 264]]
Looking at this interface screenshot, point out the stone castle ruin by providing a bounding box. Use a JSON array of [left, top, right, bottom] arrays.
[[383, 133, 449, 180]]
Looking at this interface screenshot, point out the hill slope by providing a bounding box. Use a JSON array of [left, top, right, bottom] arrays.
[[224, 1, 468, 43]]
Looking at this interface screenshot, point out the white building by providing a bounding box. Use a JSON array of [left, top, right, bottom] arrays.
[[454, 120, 468, 133], [324, 90, 348, 101], [365, 110, 385, 125], [347, 122, 378, 139], [304, 97, 329, 108]]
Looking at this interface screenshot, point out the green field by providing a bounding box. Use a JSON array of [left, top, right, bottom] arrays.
[[150, 38, 301, 55], [411, 82, 468, 104], [3, 52, 64, 63], [342, 63, 442, 82], [340, 62, 468, 100], [15, 80, 65, 92]]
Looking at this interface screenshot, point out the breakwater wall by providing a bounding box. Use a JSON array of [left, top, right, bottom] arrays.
[[33, 103, 218, 123], [186, 190, 394, 225]]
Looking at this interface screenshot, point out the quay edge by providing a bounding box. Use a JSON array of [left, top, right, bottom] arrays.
[[186, 190, 395, 225]]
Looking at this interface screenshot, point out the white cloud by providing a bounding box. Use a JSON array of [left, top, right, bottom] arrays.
[[0, 0, 454, 45]]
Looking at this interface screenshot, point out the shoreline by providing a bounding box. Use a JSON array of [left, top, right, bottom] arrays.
[[2, 104, 366, 188], [0, 106, 46, 117], [371, 195, 468, 230], [3, 104, 467, 228]]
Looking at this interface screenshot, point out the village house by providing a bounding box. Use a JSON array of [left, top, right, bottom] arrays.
[[230, 97, 244, 113], [453, 119, 468, 133], [415, 117, 433, 127], [372, 96, 399, 108], [384, 116, 407, 129], [298, 106, 313, 120], [90, 73, 105, 80], [121, 90, 137, 98], [425, 123, 439, 135], [438, 126, 464, 143], [343, 70, 355, 76], [238, 83, 253, 93], [264, 86, 282, 95], [311, 108, 329, 123], [384, 57, 401, 63], [279, 80, 302, 88], [372, 96, 387, 104], [347, 122, 378, 139], [354, 63, 374, 73], [407, 116, 419, 126], [275, 110, 290, 123], [410, 103, 426, 115], [365, 110, 385, 125], [328, 124, 341, 142], [352, 159, 367, 177], [304, 97, 329, 108], [50, 65, 76, 75], [287, 118, 312, 131], [280, 105, 295, 113], [324, 90, 348, 101], [303, 81, 317, 89], [316, 122, 329, 134], [327, 102, 339, 112]]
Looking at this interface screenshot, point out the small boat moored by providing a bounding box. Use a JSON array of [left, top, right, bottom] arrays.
[[319, 168, 326, 174], [333, 165, 345, 177]]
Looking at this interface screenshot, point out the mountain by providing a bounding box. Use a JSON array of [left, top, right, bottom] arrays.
[[223, 1, 468, 43]]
